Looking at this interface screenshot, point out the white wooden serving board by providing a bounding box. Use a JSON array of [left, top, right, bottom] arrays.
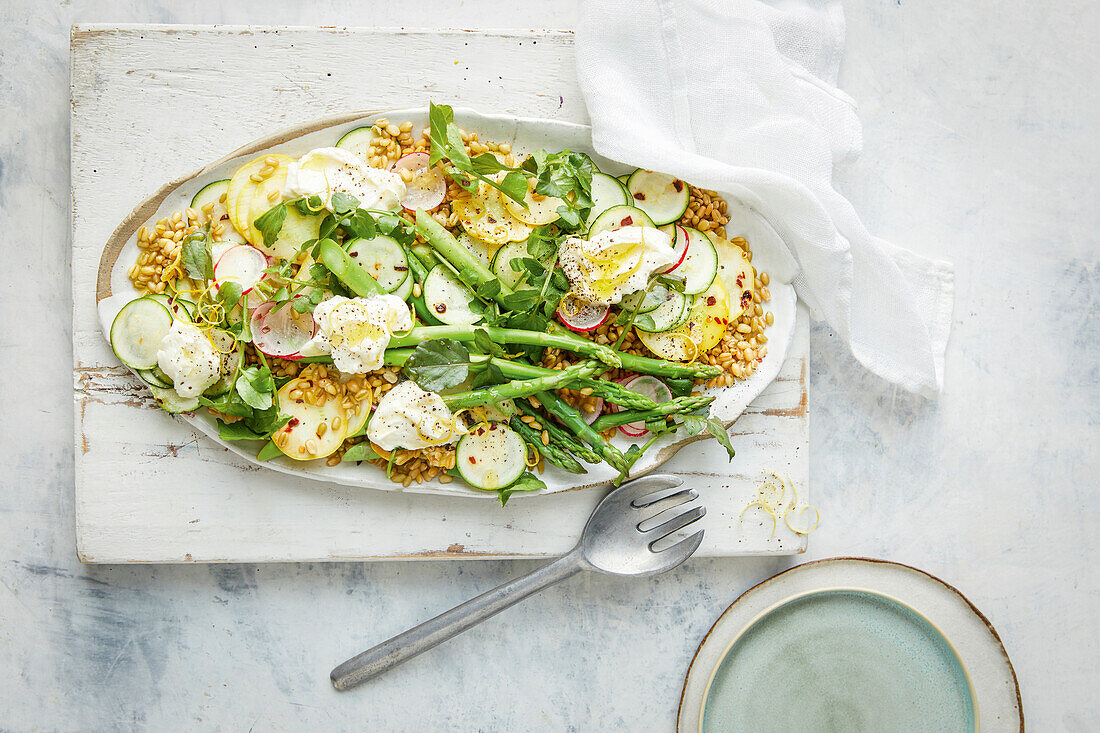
[[71, 25, 809, 563]]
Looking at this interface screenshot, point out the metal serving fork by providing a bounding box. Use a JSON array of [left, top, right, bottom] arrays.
[[331, 473, 705, 690]]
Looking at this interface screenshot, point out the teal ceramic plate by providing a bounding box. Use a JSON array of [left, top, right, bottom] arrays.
[[678, 559, 1023, 732], [701, 590, 975, 732]]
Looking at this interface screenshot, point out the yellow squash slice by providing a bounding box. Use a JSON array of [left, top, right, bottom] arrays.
[[452, 183, 533, 244], [273, 379, 348, 460], [501, 181, 564, 226], [226, 154, 294, 247], [710, 233, 756, 322], [636, 278, 730, 362]]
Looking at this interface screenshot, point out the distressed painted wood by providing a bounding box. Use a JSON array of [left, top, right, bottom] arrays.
[[71, 25, 809, 562]]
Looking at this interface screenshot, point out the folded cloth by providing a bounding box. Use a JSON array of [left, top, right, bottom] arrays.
[[576, 0, 954, 396]]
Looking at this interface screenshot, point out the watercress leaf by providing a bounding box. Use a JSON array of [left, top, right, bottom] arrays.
[[705, 417, 737, 462], [445, 125, 471, 168], [181, 231, 214, 282], [235, 364, 275, 411], [341, 442, 381, 463], [318, 213, 338, 240], [330, 191, 360, 215], [476, 279, 501, 300], [470, 152, 507, 175], [470, 362, 506, 389], [216, 280, 244, 312], [254, 203, 287, 246], [402, 338, 471, 392], [308, 288, 325, 305], [665, 378, 694, 398], [428, 102, 454, 167], [217, 419, 270, 441], [556, 205, 581, 229], [680, 414, 705, 435], [498, 471, 546, 506], [498, 170, 528, 205], [256, 440, 283, 461], [291, 297, 316, 314], [472, 328, 506, 358]]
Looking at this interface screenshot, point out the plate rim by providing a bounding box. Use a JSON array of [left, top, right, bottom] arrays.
[[93, 107, 797, 498], [677, 557, 1023, 732]]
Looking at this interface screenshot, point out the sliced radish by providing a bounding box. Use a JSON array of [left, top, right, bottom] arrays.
[[251, 300, 316, 358], [657, 225, 690, 274], [214, 244, 269, 294], [556, 293, 611, 332], [618, 375, 673, 437], [391, 153, 446, 211]]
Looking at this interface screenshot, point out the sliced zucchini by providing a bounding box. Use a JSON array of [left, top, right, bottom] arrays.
[[626, 169, 690, 226], [587, 205, 656, 238], [456, 422, 527, 490], [458, 231, 501, 269], [346, 235, 409, 293], [147, 293, 194, 323], [617, 171, 635, 185], [620, 283, 677, 315], [585, 172, 631, 228], [422, 265, 482, 325], [390, 268, 414, 302], [634, 289, 689, 333], [490, 241, 531, 290], [272, 379, 348, 460], [335, 126, 378, 161], [635, 279, 730, 361], [677, 227, 720, 295], [191, 179, 246, 244], [267, 206, 322, 262], [110, 297, 173, 370], [149, 385, 200, 414], [137, 368, 173, 389]]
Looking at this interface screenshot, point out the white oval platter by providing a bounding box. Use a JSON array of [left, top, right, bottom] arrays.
[[95, 108, 796, 498]]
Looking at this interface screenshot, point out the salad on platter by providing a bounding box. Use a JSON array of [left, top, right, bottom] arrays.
[[104, 103, 778, 503]]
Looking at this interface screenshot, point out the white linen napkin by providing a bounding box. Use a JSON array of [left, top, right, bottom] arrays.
[[576, 0, 955, 396]]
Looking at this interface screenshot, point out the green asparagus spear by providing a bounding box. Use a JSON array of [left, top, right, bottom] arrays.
[[509, 417, 586, 474], [442, 362, 602, 409], [535, 391, 629, 473], [516, 401, 601, 464], [490, 359, 658, 409], [415, 209, 514, 306], [387, 326, 622, 369], [316, 239, 384, 297], [589, 394, 716, 432]]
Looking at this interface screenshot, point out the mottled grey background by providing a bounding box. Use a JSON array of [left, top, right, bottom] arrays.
[[1, 0, 1097, 730]]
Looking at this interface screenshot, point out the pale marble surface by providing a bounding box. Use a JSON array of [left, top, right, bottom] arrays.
[[0, 1, 1096, 731]]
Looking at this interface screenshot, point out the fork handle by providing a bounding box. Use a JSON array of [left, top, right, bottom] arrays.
[[331, 550, 587, 690]]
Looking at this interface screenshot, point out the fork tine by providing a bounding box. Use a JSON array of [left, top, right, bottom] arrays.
[[634, 489, 699, 523], [631, 480, 691, 508], [645, 505, 706, 542], [652, 529, 705, 564]]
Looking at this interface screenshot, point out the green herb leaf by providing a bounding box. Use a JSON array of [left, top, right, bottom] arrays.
[[705, 418, 737, 461], [498, 470, 546, 506], [330, 191, 360, 215], [235, 364, 276, 411], [256, 440, 283, 461], [475, 278, 501, 300], [216, 280, 244, 312], [341, 442, 381, 463], [402, 338, 471, 392], [499, 170, 528, 205], [217, 419, 271, 441], [472, 328, 507, 358], [181, 229, 214, 281], [254, 203, 288, 246]]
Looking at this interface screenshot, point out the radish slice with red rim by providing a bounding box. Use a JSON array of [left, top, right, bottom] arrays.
[[556, 292, 611, 332], [391, 153, 446, 211], [657, 225, 690, 274], [618, 375, 673, 437], [251, 300, 316, 358], [214, 244, 269, 294]]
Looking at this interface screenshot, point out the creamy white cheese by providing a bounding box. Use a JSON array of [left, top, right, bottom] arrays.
[[298, 294, 412, 374], [558, 226, 677, 305], [284, 147, 405, 213], [156, 321, 222, 399], [368, 380, 458, 451]]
